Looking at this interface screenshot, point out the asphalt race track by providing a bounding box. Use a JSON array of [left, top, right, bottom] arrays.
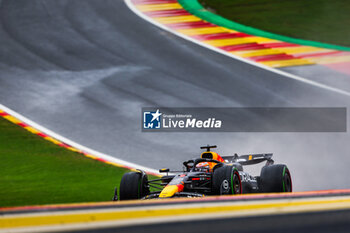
[[67, 210, 350, 233], [2, 191, 350, 233], [0, 0, 349, 192]]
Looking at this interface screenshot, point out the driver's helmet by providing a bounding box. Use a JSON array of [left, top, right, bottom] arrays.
[[196, 162, 210, 172]]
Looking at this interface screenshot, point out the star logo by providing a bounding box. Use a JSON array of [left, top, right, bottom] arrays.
[[143, 109, 162, 129], [151, 109, 162, 122]]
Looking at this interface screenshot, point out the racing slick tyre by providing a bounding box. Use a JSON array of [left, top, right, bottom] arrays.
[[260, 164, 292, 193], [213, 165, 242, 195], [119, 171, 150, 200]]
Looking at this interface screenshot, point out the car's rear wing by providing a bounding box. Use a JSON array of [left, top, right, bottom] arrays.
[[222, 153, 274, 166]]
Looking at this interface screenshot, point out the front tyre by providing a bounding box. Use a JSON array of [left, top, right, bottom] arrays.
[[119, 171, 149, 200], [260, 164, 292, 193], [213, 165, 242, 195]]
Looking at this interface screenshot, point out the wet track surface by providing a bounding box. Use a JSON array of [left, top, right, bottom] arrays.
[[2, 190, 350, 233], [0, 0, 349, 191], [65, 210, 350, 233]]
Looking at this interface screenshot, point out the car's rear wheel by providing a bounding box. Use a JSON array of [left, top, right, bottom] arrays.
[[119, 171, 149, 200], [213, 165, 242, 195], [260, 164, 292, 193]]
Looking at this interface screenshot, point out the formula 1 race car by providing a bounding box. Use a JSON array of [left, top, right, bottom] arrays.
[[114, 145, 292, 200]]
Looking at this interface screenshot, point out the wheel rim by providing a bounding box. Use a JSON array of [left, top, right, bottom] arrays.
[[232, 172, 241, 194], [284, 172, 292, 192]]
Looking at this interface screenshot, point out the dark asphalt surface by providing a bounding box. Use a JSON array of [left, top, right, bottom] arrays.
[[63, 209, 350, 233], [0, 0, 349, 191], [4, 191, 350, 233]]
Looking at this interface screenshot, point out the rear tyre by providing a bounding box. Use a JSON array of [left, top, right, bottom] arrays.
[[213, 165, 242, 195], [260, 164, 292, 193], [119, 171, 150, 200]]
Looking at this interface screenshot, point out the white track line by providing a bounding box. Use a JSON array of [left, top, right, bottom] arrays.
[[124, 0, 350, 97], [0, 104, 159, 175]]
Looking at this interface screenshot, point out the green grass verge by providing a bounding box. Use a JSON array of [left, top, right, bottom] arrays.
[[199, 0, 350, 47], [0, 117, 155, 207]]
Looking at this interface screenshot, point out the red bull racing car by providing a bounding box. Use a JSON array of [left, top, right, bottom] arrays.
[[114, 145, 292, 200]]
